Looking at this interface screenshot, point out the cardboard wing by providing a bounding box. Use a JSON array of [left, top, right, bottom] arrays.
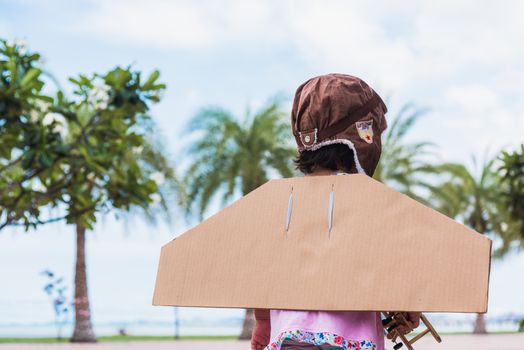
[[153, 174, 491, 312]]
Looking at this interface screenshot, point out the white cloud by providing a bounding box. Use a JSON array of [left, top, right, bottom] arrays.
[[285, 1, 524, 89], [80, 0, 214, 49], [77, 0, 287, 50], [429, 82, 523, 162], [442, 83, 523, 134], [445, 85, 500, 113], [75, 1, 524, 93], [283, 1, 419, 91], [71, 0, 524, 162]]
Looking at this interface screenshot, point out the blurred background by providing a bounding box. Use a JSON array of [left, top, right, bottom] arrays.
[[1, 0, 523, 344]]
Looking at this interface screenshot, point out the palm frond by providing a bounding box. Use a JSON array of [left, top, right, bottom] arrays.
[[182, 100, 294, 220]]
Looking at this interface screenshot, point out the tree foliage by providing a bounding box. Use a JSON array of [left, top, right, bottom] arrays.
[[373, 104, 437, 204], [496, 144, 524, 254], [427, 154, 502, 232], [0, 38, 172, 230], [184, 101, 296, 217]]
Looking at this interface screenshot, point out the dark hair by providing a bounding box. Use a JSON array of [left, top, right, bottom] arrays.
[[294, 144, 356, 174]]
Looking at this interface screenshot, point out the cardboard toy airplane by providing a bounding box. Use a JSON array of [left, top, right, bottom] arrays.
[[153, 174, 491, 313]]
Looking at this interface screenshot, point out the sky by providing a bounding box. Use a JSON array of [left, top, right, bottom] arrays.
[[0, 0, 523, 336]]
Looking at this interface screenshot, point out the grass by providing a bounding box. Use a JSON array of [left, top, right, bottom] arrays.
[[0, 332, 521, 344], [0, 335, 237, 343]]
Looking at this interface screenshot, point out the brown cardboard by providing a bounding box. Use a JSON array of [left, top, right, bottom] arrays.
[[153, 174, 491, 313]]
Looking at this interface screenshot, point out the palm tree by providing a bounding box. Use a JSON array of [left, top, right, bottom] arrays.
[[426, 151, 507, 334], [183, 100, 295, 339], [497, 144, 524, 254], [373, 104, 437, 204]]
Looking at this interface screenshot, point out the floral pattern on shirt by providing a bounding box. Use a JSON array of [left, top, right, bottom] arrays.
[[265, 329, 376, 350]]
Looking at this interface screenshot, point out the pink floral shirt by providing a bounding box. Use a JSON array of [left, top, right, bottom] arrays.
[[267, 310, 384, 350]]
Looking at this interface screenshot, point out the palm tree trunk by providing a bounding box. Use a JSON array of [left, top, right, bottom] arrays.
[[473, 313, 487, 334], [70, 224, 97, 342], [238, 308, 255, 339]]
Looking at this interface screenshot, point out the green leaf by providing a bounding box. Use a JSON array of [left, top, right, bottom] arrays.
[[68, 77, 81, 86], [142, 70, 160, 90], [36, 95, 54, 103], [39, 152, 52, 168], [6, 59, 16, 77], [21, 68, 42, 87], [152, 83, 166, 91], [21, 149, 36, 169]]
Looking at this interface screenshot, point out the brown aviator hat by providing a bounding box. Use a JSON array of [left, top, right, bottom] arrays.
[[291, 73, 388, 176]]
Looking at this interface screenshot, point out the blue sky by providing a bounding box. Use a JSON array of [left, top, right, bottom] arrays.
[[1, 0, 523, 336]]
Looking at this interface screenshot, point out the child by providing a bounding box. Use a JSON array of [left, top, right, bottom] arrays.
[[251, 74, 420, 350]]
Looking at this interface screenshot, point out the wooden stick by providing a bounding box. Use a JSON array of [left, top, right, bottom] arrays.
[[421, 314, 442, 343], [409, 328, 430, 344]]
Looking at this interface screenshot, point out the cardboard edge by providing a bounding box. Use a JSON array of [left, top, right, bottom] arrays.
[[152, 243, 168, 306], [482, 238, 493, 314], [149, 303, 487, 313], [164, 180, 283, 244], [363, 174, 490, 239]]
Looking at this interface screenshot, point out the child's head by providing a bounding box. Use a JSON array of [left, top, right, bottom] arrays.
[[291, 73, 388, 176], [294, 144, 356, 174]]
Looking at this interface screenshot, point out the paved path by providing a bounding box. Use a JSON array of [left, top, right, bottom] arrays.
[[1, 334, 523, 350]]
